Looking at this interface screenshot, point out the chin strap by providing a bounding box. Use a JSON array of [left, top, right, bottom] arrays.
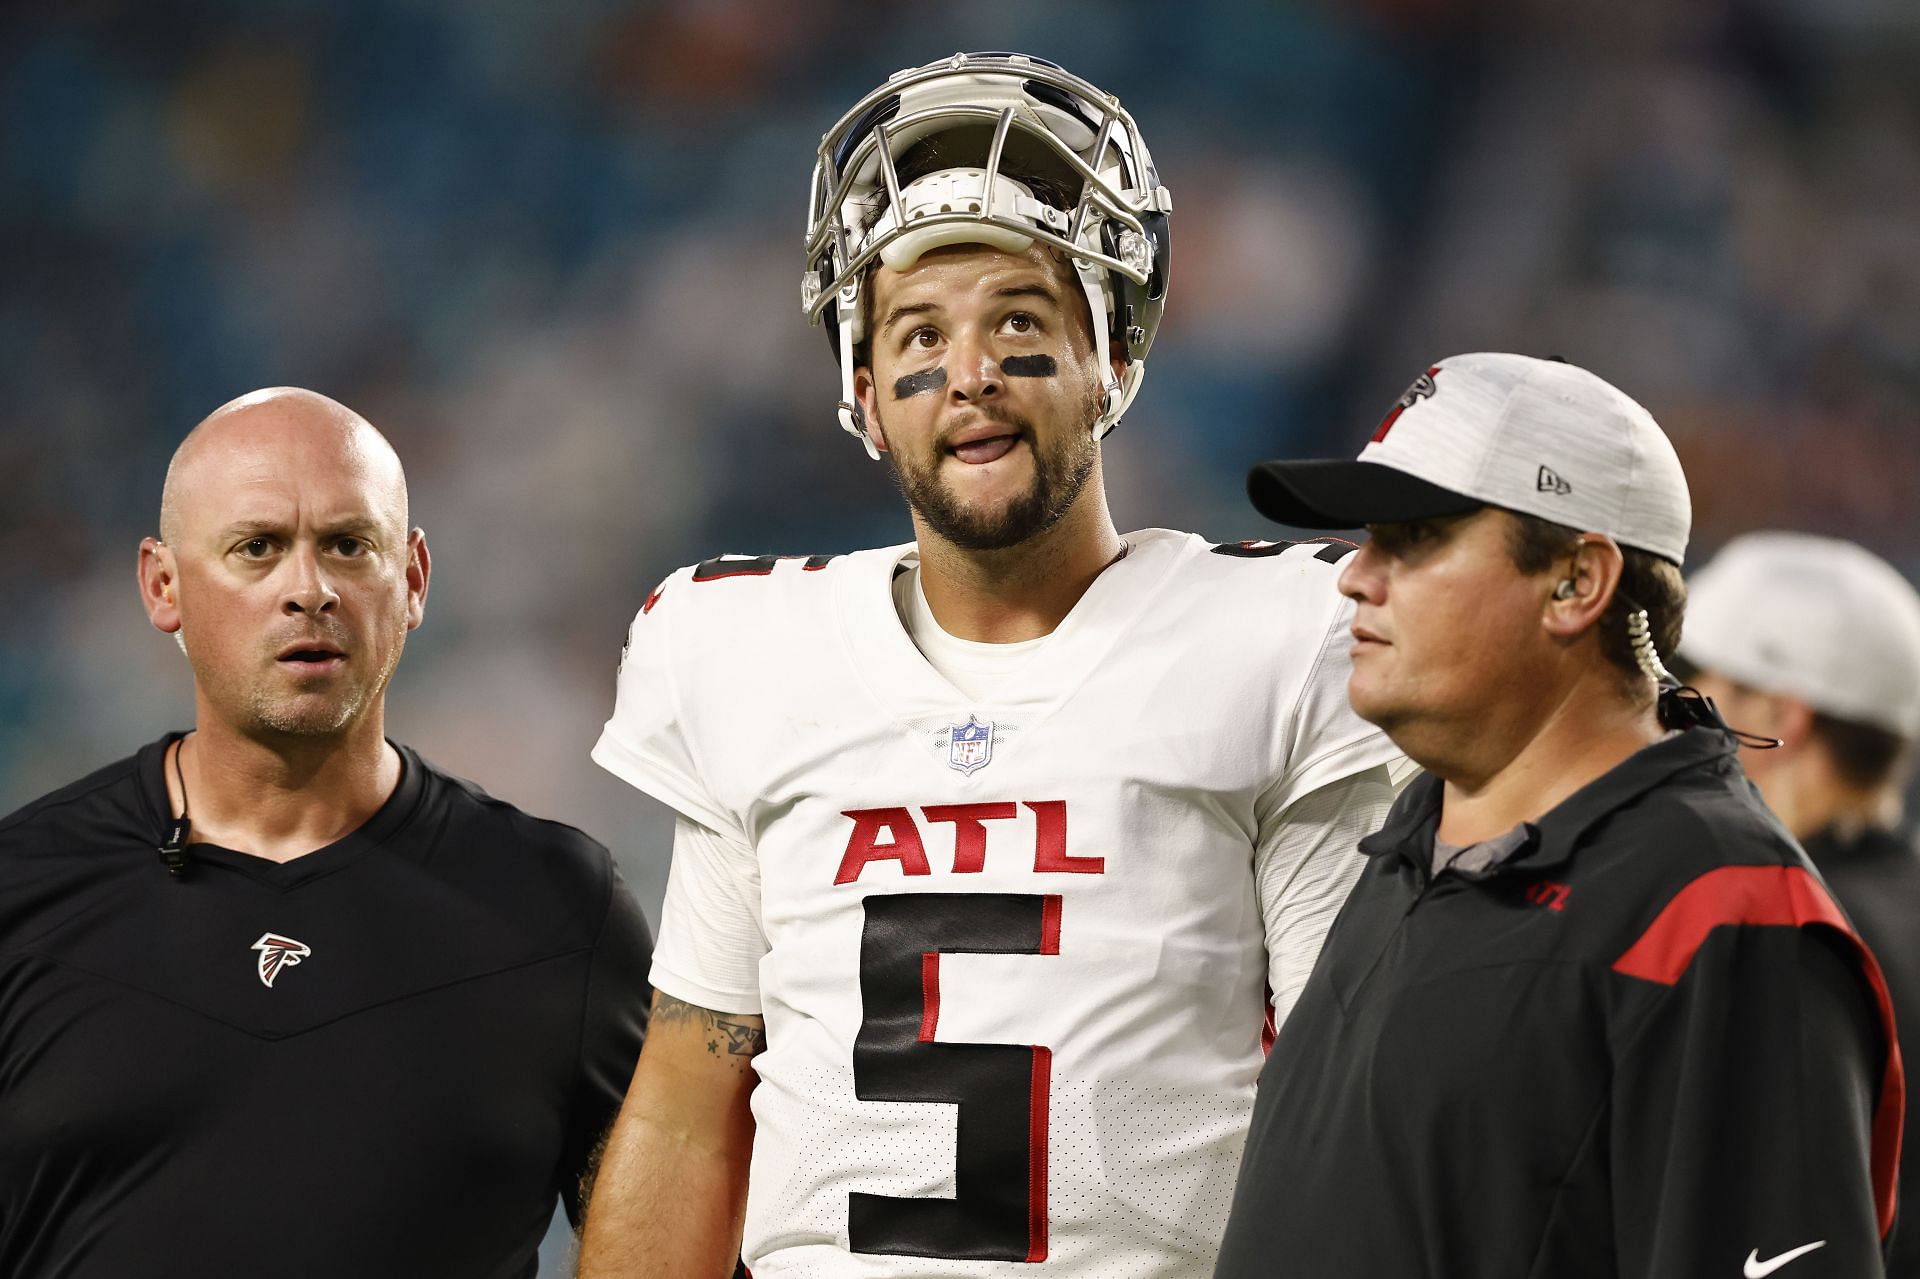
[[834, 279, 882, 461], [1077, 259, 1124, 439]]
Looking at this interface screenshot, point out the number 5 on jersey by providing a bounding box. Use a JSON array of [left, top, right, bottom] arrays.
[[851, 892, 1060, 1262]]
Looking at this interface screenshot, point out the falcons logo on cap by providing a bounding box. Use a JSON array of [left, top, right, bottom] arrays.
[[252, 933, 312, 988], [1372, 365, 1441, 442]]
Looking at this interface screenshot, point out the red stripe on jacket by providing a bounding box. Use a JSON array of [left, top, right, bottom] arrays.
[[1612, 864, 1905, 1238]]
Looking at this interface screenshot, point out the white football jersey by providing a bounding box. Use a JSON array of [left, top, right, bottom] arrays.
[[594, 528, 1401, 1276]]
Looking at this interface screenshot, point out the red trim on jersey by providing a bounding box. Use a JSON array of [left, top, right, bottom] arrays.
[[1612, 864, 1906, 1238], [1261, 991, 1278, 1057], [1027, 897, 1060, 1260], [1027, 1044, 1052, 1262], [919, 953, 940, 1043], [640, 582, 666, 614]]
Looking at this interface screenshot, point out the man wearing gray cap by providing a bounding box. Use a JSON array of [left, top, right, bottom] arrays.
[[1680, 531, 1920, 1278], [1212, 353, 1903, 1278]]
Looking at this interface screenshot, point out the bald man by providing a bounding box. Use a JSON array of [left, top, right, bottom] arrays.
[[0, 389, 653, 1278]]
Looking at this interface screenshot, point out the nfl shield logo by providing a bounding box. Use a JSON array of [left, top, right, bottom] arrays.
[[948, 715, 994, 776]]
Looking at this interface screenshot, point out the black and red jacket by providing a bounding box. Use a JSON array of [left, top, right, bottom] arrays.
[[0, 734, 654, 1278], [1216, 727, 1903, 1278], [1805, 821, 1920, 1279]]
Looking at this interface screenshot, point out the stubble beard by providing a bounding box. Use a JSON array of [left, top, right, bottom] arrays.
[[193, 623, 408, 740], [246, 679, 369, 737], [883, 387, 1103, 552]]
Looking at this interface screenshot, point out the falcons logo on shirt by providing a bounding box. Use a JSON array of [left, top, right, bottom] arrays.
[[252, 933, 312, 988]]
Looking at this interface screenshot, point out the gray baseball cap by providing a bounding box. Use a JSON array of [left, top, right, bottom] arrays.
[[1249, 353, 1692, 565]]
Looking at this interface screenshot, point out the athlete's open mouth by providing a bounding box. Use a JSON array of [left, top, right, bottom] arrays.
[[950, 434, 1020, 465], [944, 416, 1027, 466]]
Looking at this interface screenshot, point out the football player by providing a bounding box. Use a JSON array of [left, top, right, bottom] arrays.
[[578, 53, 1405, 1277]]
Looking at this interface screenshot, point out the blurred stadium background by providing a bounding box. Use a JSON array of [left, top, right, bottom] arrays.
[[5, 0, 1919, 1267]]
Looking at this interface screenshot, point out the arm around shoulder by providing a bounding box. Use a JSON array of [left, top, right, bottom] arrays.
[[577, 989, 765, 1279]]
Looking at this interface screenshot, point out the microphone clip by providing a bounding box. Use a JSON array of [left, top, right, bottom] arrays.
[[1657, 685, 1784, 749], [158, 816, 192, 878]]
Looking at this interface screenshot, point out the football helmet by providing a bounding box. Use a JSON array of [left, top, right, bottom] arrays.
[[803, 52, 1173, 458]]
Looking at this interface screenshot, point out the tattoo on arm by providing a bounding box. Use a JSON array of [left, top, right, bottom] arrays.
[[654, 993, 767, 1066]]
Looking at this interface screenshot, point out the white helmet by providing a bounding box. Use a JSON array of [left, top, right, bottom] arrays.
[[803, 51, 1173, 459]]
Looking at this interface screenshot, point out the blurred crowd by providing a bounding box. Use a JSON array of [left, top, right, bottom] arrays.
[[6, 0, 1920, 914]]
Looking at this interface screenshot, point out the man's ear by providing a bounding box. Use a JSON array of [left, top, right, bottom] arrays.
[[138, 537, 182, 635], [405, 528, 431, 630], [1541, 535, 1624, 641], [853, 365, 887, 453]]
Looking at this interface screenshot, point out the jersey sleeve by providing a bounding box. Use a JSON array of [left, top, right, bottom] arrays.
[[559, 859, 654, 1225], [1610, 923, 1892, 1277], [1260, 584, 1403, 818], [1255, 763, 1399, 1029], [591, 573, 746, 843], [649, 816, 768, 1016]]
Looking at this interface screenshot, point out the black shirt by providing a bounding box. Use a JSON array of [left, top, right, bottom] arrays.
[[1216, 728, 1902, 1278], [1806, 821, 1920, 1277], [0, 734, 653, 1279]]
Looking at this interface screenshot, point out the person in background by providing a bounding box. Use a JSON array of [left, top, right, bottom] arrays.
[[1681, 530, 1920, 1277]]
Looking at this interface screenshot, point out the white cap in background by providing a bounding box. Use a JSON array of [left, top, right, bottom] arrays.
[[1680, 531, 1920, 739]]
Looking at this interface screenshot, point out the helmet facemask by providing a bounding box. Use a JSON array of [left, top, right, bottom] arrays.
[[803, 53, 1172, 459]]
